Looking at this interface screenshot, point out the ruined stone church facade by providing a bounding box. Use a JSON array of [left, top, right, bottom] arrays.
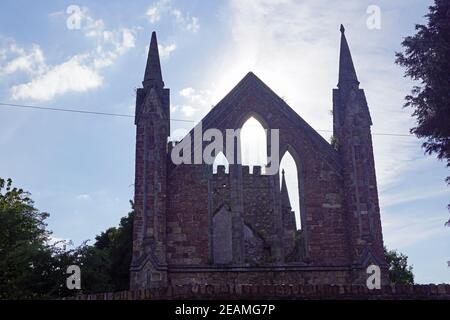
[[130, 26, 387, 290]]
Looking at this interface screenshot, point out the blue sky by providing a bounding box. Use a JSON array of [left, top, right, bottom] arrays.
[[0, 0, 449, 284]]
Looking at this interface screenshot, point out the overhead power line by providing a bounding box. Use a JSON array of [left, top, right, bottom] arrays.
[[0, 102, 413, 137], [0, 102, 194, 123], [0, 102, 134, 118]]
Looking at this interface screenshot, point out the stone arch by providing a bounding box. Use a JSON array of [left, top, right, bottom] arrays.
[[212, 151, 230, 174], [235, 111, 270, 131], [280, 144, 309, 257], [280, 146, 305, 227], [280, 152, 300, 228], [218, 111, 271, 167], [239, 116, 268, 173]]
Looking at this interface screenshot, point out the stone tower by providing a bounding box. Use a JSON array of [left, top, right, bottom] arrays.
[[130, 27, 387, 291], [130, 32, 170, 288], [333, 25, 386, 279]]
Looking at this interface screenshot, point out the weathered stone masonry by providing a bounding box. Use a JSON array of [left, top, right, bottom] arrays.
[[70, 284, 450, 300], [130, 26, 387, 290]]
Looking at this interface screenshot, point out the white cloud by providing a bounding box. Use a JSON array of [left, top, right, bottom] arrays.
[[120, 29, 136, 52], [181, 105, 196, 117], [179, 87, 195, 97], [3, 8, 136, 102], [174, 87, 215, 118], [0, 43, 46, 76], [146, 0, 200, 33], [172, 9, 200, 33], [179, 87, 213, 107], [10, 55, 103, 101], [146, 0, 171, 23], [158, 43, 177, 59], [84, 17, 105, 38], [147, 6, 161, 23]]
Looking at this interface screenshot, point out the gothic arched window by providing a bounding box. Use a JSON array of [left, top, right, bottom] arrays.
[[280, 150, 302, 230], [240, 117, 267, 173]]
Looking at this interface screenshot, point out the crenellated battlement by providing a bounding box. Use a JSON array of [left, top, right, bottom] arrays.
[[212, 165, 267, 177]]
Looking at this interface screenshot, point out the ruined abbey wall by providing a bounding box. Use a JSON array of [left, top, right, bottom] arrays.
[[129, 29, 388, 290]]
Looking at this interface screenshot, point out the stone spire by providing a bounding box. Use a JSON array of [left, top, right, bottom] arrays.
[[281, 169, 292, 209], [338, 24, 359, 88], [143, 31, 164, 89]]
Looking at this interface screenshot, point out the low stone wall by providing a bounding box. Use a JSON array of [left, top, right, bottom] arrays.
[[68, 284, 450, 300]]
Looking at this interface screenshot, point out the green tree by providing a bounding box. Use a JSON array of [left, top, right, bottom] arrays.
[[395, 0, 450, 212], [0, 178, 75, 299], [384, 247, 414, 285], [77, 207, 134, 293], [0, 177, 134, 298], [108, 210, 133, 291]]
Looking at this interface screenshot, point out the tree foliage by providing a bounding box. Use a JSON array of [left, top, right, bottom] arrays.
[[0, 178, 76, 298], [78, 208, 133, 293], [384, 247, 414, 285], [395, 0, 450, 196], [0, 177, 133, 299]]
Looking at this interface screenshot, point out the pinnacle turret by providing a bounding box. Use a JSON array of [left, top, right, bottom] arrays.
[[143, 31, 164, 89]]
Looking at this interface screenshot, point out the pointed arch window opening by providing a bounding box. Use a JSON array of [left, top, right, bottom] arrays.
[[280, 151, 302, 230], [240, 117, 268, 174], [212, 151, 230, 174]]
